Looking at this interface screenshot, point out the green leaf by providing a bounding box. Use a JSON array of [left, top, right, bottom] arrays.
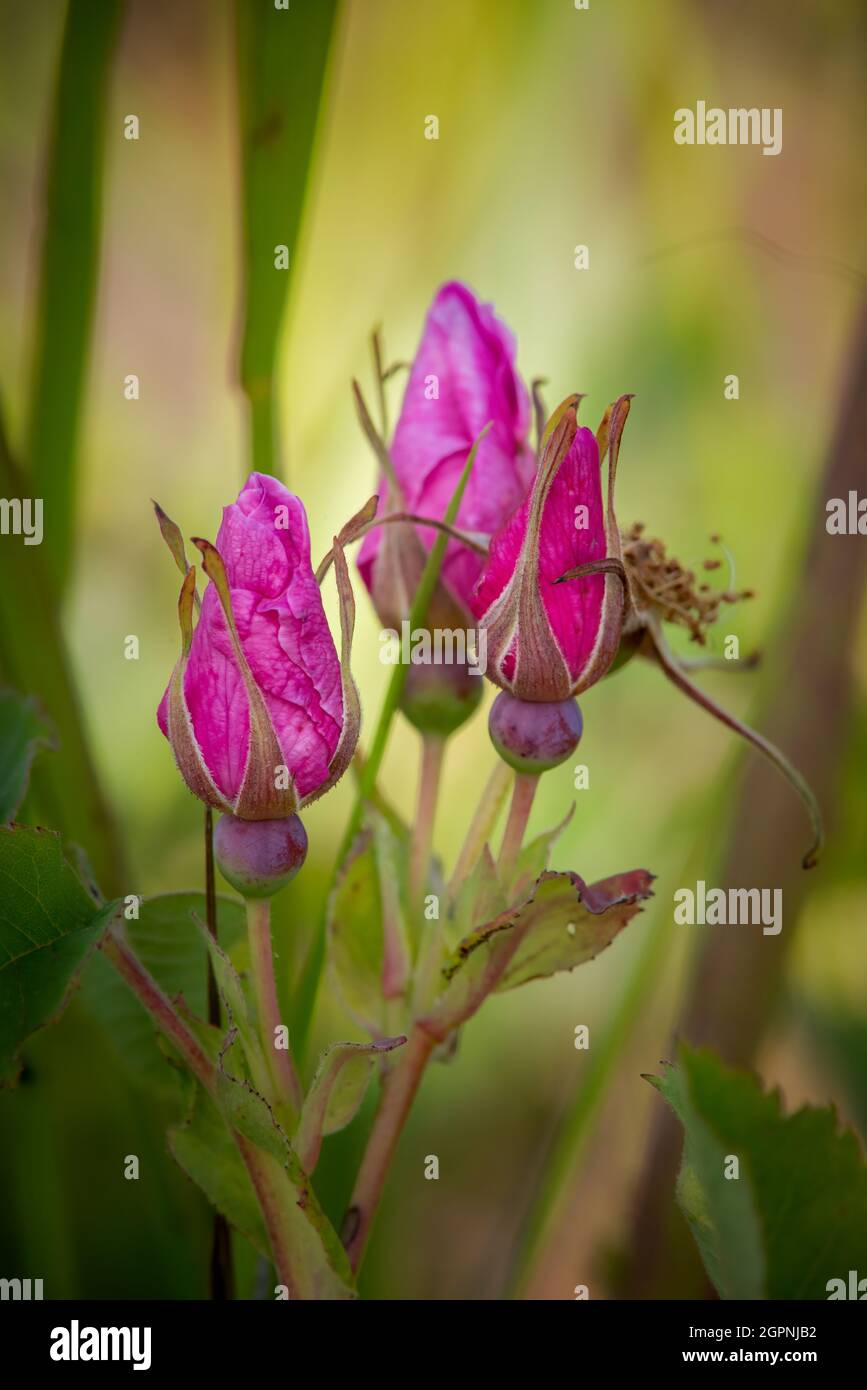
[[446, 844, 505, 950], [193, 911, 254, 1045], [81, 892, 245, 1097], [26, 0, 123, 594], [496, 867, 653, 991], [214, 1035, 356, 1300], [0, 690, 56, 823], [326, 827, 384, 1036], [650, 1050, 764, 1300], [295, 1037, 405, 1173], [164, 1011, 357, 1297], [168, 1083, 270, 1259], [802, 1003, 867, 1140], [326, 812, 412, 1038], [190, 910, 283, 1114], [508, 803, 574, 903], [412, 844, 504, 1025], [0, 825, 118, 1085], [425, 869, 651, 1036], [370, 809, 412, 992], [236, 0, 339, 475], [649, 1044, 867, 1299]]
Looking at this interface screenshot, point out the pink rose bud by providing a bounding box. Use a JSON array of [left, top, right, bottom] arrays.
[[157, 473, 359, 819], [471, 395, 632, 701], [357, 280, 535, 623]]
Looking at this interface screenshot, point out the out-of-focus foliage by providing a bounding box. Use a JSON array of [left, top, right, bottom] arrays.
[[26, 0, 122, 594], [650, 1046, 867, 1300], [235, 0, 339, 477], [82, 891, 245, 1097], [0, 825, 118, 1086], [0, 689, 55, 821]]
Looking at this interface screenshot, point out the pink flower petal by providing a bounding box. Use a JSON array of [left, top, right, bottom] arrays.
[[158, 474, 344, 805], [358, 281, 534, 613]]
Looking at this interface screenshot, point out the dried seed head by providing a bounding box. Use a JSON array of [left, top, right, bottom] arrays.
[[621, 523, 753, 645]]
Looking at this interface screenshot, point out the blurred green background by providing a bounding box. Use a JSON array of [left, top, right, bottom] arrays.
[[1, 0, 866, 1299]]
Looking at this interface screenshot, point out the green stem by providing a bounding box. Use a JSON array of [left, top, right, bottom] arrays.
[[408, 734, 445, 913], [497, 773, 539, 885], [246, 898, 304, 1115], [205, 806, 234, 1300], [342, 1024, 436, 1272], [448, 760, 512, 902], [205, 807, 220, 1027], [233, 1135, 303, 1296], [292, 424, 492, 1059]]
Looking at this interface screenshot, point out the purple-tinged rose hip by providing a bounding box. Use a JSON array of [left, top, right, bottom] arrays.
[[488, 690, 583, 774], [214, 813, 308, 898]]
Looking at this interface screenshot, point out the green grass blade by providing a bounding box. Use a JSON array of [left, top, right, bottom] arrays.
[[501, 767, 741, 1297], [503, 905, 673, 1296], [235, 0, 340, 478], [25, 0, 123, 595], [0, 408, 128, 895]]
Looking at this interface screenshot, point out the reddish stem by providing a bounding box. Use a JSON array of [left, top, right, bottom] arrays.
[[103, 924, 307, 1295], [497, 772, 540, 884], [342, 1025, 436, 1272], [103, 929, 214, 1090]]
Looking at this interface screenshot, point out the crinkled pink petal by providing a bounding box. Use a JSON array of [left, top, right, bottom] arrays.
[[358, 281, 534, 610], [182, 587, 250, 798], [158, 473, 343, 802]]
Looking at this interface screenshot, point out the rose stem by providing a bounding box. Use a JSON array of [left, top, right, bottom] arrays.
[[205, 807, 220, 1025], [415, 758, 512, 1015], [245, 897, 304, 1114], [408, 733, 445, 914], [103, 926, 304, 1295], [342, 1024, 436, 1272], [233, 1136, 303, 1295], [292, 426, 489, 1063], [103, 929, 215, 1089], [447, 760, 511, 902], [204, 807, 234, 1299], [497, 772, 540, 884]]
